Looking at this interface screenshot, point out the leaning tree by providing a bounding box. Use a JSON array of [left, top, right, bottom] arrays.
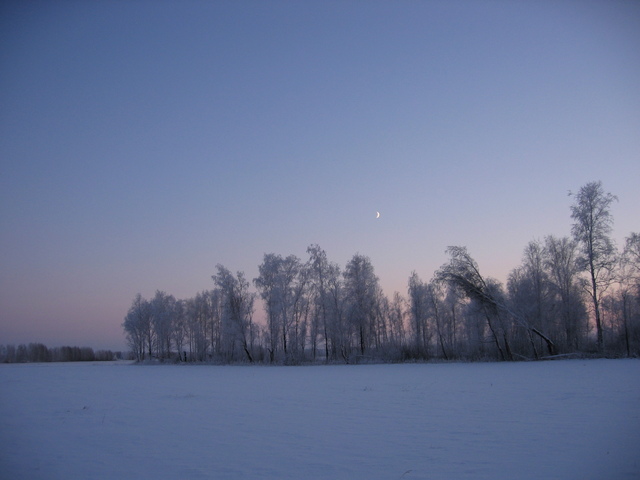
[[438, 246, 557, 359]]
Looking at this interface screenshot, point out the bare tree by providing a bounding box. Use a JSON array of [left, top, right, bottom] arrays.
[[570, 181, 618, 351]]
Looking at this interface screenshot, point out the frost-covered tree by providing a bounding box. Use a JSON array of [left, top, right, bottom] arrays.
[[407, 272, 430, 357], [289, 265, 311, 362], [438, 246, 556, 360], [123, 293, 151, 361], [387, 292, 407, 350], [1, 344, 17, 363], [28, 343, 50, 362], [612, 233, 640, 355], [150, 290, 176, 360], [570, 181, 618, 351], [213, 265, 255, 363], [307, 244, 343, 362], [171, 299, 187, 361], [436, 247, 510, 359], [185, 292, 213, 361], [373, 289, 390, 350], [254, 253, 309, 363], [442, 283, 464, 357], [542, 235, 587, 352], [508, 240, 556, 358], [623, 233, 640, 283], [254, 254, 281, 362], [326, 257, 346, 360], [426, 279, 451, 360], [204, 289, 223, 357], [343, 254, 381, 357]]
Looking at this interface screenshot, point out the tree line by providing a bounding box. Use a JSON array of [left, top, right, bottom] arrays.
[[0, 343, 118, 363], [123, 181, 640, 363]]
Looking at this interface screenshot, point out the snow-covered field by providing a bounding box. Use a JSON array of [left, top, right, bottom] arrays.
[[1, 360, 638, 480]]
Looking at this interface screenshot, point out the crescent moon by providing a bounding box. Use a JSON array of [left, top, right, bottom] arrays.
[[376, 211, 380, 218]]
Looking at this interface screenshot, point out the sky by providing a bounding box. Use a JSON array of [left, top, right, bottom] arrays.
[[1, 0, 639, 351]]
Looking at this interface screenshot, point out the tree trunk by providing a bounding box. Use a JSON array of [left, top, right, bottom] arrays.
[[622, 293, 630, 357], [485, 313, 505, 361], [590, 258, 603, 351], [243, 342, 254, 363], [531, 326, 557, 356]]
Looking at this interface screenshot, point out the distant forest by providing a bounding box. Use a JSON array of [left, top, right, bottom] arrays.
[[0, 343, 119, 363], [122, 181, 639, 364]]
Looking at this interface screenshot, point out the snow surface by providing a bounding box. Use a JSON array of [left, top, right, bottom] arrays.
[[1, 359, 639, 479]]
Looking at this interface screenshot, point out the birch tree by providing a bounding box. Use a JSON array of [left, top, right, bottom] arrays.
[[615, 233, 640, 355], [172, 299, 187, 361], [427, 279, 450, 360], [254, 254, 281, 362], [307, 244, 342, 362], [204, 289, 223, 358], [213, 265, 255, 363], [570, 181, 618, 351], [150, 290, 176, 360], [543, 235, 587, 351], [437, 246, 556, 360], [343, 254, 381, 357], [254, 253, 308, 363], [407, 272, 430, 357], [507, 240, 556, 358], [122, 293, 151, 361], [387, 292, 406, 351]]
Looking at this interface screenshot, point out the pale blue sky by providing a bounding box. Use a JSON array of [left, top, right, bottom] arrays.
[[1, 1, 639, 350]]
